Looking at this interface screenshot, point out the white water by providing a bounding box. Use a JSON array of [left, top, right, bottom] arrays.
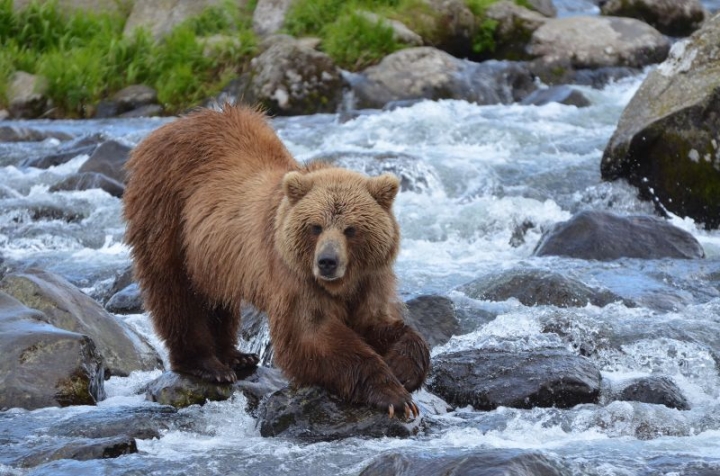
[[2, 72, 720, 475]]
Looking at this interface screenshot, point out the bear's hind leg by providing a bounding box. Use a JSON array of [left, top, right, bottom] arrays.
[[210, 306, 259, 379], [144, 276, 237, 383]]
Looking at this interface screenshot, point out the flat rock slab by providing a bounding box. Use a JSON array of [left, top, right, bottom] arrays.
[[428, 348, 601, 410], [257, 386, 422, 441]]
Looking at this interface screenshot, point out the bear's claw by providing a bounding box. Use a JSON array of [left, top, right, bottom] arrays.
[[387, 401, 419, 420], [174, 356, 237, 384]]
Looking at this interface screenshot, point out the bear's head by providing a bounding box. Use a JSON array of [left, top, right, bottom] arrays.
[[276, 168, 400, 294]]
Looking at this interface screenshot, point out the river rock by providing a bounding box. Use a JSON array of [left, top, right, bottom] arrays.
[[0, 125, 73, 143], [49, 172, 125, 198], [601, 17, 720, 229], [77, 140, 132, 184], [104, 283, 143, 314], [233, 366, 287, 412], [607, 375, 690, 410], [232, 39, 345, 115], [404, 294, 459, 347], [360, 448, 570, 476], [23, 133, 105, 169], [428, 348, 601, 410], [528, 16, 670, 68], [526, 0, 557, 17], [0, 268, 162, 377], [13, 436, 137, 468], [257, 386, 422, 441], [0, 291, 105, 410], [7, 71, 50, 119], [348, 47, 536, 110], [520, 85, 591, 107], [144, 371, 235, 408], [95, 85, 160, 119], [600, 0, 706, 37], [486, 1, 550, 61], [459, 268, 627, 308], [533, 210, 705, 260], [123, 0, 225, 40]]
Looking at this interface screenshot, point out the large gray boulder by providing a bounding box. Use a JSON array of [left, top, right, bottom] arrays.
[[528, 16, 670, 68], [601, 17, 720, 229], [600, 0, 706, 37], [348, 47, 536, 110], [233, 38, 345, 116], [0, 292, 105, 410], [0, 269, 162, 377], [485, 1, 550, 61], [7, 71, 49, 119]]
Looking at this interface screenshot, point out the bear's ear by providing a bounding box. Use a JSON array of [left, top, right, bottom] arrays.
[[367, 173, 400, 209], [283, 171, 313, 204]]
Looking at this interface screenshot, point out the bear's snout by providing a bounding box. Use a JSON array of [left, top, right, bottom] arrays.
[[314, 234, 347, 282]]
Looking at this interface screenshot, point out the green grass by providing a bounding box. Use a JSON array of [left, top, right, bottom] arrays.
[[0, 0, 258, 117], [284, 0, 518, 70]]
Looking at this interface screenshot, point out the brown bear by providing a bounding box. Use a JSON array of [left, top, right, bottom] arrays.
[[123, 104, 430, 418]]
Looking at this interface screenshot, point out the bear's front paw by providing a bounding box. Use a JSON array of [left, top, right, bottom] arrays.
[[364, 375, 420, 420], [224, 350, 260, 380], [384, 335, 430, 393]]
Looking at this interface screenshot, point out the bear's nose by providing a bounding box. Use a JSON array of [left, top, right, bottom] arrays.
[[317, 255, 338, 276]]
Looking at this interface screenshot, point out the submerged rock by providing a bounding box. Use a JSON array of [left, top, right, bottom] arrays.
[[533, 210, 705, 260], [611, 376, 690, 410], [13, 436, 137, 468], [257, 386, 422, 441], [601, 16, 720, 229], [459, 268, 627, 308], [23, 133, 105, 169], [360, 448, 571, 476], [49, 172, 125, 198], [520, 85, 591, 107], [428, 348, 601, 410], [0, 291, 105, 410]]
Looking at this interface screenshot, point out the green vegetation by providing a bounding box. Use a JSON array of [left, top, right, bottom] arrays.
[[0, 0, 257, 117], [284, 0, 530, 70]]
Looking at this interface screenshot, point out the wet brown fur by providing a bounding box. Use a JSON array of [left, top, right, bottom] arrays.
[[123, 104, 430, 413]]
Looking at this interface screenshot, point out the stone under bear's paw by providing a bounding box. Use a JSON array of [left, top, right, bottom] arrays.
[[174, 356, 237, 384], [364, 375, 420, 420]]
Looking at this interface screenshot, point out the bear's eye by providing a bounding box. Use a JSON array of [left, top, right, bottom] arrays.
[[344, 226, 356, 238], [310, 224, 322, 236]]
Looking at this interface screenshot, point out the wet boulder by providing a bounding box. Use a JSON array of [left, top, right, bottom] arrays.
[[231, 38, 344, 116], [0, 291, 105, 410], [360, 448, 570, 476], [520, 85, 591, 107], [49, 172, 125, 198], [0, 268, 162, 377], [528, 16, 670, 68], [601, 16, 720, 229], [348, 47, 536, 110], [104, 283, 143, 314], [23, 133, 105, 169], [404, 294, 460, 348], [78, 140, 132, 184], [459, 268, 627, 308], [12, 436, 137, 468], [144, 371, 235, 408], [600, 0, 706, 37], [604, 375, 690, 410], [257, 386, 422, 441], [233, 366, 288, 412], [533, 211, 705, 260], [428, 348, 601, 410]]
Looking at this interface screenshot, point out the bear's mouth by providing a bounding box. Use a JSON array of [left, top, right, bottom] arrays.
[[317, 274, 341, 282]]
